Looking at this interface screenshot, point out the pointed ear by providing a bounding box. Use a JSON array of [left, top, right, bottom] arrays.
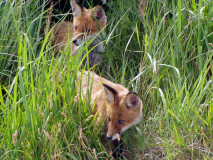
[[103, 84, 117, 104], [91, 5, 106, 23], [123, 92, 142, 109], [70, 0, 82, 17]]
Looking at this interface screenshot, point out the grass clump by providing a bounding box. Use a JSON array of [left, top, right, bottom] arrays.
[[0, 0, 213, 159]]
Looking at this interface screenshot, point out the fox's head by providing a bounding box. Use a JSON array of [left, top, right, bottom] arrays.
[[70, 0, 107, 47], [103, 84, 143, 141]]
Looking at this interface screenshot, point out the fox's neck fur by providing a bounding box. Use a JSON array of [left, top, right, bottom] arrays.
[[80, 32, 105, 66]]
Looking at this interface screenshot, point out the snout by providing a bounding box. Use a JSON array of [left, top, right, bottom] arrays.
[[106, 134, 119, 141], [72, 39, 77, 44], [72, 39, 81, 46], [72, 33, 85, 45], [106, 126, 122, 141], [107, 135, 112, 140]]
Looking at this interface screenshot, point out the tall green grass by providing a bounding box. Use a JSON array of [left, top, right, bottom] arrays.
[[0, 0, 213, 159]]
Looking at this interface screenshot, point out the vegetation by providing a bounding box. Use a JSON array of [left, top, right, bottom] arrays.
[[0, 0, 213, 159]]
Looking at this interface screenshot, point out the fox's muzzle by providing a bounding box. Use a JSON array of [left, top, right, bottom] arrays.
[[72, 39, 78, 44], [107, 135, 113, 140]]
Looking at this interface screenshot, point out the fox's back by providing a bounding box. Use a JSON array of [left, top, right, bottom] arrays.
[[78, 71, 128, 97]]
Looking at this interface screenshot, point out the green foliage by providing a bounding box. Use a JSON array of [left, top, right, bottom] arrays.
[[0, 0, 213, 159]]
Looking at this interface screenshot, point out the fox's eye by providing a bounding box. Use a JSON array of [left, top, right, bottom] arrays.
[[108, 117, 111, 122], [118, 120, 124, 124], [74, 26, 77, 30]]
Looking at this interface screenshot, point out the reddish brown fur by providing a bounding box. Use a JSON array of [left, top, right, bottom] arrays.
[[106, 101, 141, 137], [51, 1, 106, 55], [52, 22, 74, 52], [77, 71, 143, 140], [72, 6, 106, 41]]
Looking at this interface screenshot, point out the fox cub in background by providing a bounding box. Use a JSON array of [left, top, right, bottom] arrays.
[[52, 0, 107, 66], [78, 71, 143, 156]]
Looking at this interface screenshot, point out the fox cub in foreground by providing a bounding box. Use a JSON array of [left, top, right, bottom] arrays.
[[78, 71, 143, 156], [52, 0, 107, 66]]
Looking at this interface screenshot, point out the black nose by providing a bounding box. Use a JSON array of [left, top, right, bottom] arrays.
[[107, 136, 112, 140], [73, 40, 77, 44]]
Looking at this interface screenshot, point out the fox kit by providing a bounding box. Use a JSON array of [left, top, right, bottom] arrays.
[[52, 0, 107, 66], [78, 71, 143, 156]]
